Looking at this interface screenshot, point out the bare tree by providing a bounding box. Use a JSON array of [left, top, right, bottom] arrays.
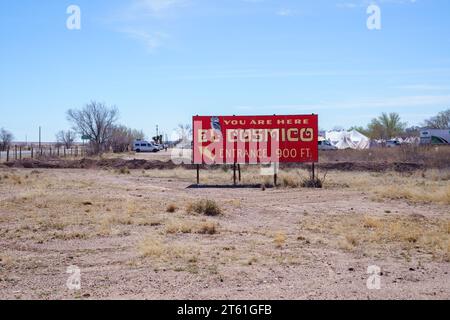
[[56, 130, 76, 149], [131, 129, 145, 141], [107, 125, 146, 153], [67, 101, 118, 154], [0, 128, 14, 151], [423, 109, 450, 129], [177, 124, 192, 141]]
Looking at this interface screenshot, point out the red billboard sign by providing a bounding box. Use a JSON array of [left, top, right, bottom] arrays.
[[193, 115, 318, 164]]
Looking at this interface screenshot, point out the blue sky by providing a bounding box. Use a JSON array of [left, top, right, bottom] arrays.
[[1, 0, 449, 142]]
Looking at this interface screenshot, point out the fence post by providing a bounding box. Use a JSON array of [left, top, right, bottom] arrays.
[[19, 146, 22, 160], [64, 147, 66, 157], [14, 145, 17, 160], [50, 147, 52, 157], [6, 147, 10, 162], [31, 147, 34, 159]]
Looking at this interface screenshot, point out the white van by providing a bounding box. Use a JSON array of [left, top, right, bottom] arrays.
[[133, 140, 159, 153]]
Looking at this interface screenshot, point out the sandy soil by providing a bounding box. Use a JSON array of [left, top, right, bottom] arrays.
[[0, 167, 448, 300]]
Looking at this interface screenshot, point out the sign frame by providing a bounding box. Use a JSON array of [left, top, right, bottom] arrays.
[[192, 114, 319, 185]]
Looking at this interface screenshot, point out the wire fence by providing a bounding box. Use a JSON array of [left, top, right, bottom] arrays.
[[0, 145, 88, 162]]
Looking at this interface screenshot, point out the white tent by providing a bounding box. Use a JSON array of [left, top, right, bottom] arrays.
[[325, 130, 370, 150]]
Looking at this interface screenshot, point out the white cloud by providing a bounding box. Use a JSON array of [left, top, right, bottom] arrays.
[[119, 28, 169, 52], [337, 0, 418, 9], [337, 3, 362, 9], [107, 0, 188, 52], [394, 84, 450, 91], [175, 67, 450, 80], [276, 8, 294, 16], [135, 0, 188, 14], [234, 95, 450, 112]]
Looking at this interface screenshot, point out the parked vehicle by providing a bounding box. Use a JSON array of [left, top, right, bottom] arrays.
[[133, 140, 159, 153], [318, 140, 338, 150], [420, 129, 450, 145], [386, 140, 401, 148]]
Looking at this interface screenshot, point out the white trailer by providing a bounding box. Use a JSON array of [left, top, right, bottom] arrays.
[[420, 129, 450, 145]]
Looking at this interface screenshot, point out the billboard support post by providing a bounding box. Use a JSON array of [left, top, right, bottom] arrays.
[[312, 162, 315, 181], [233, 163, 237, 186], [274, 163, 278, 187], [238, 164, 241, 182], [196, 164, 200, 185]]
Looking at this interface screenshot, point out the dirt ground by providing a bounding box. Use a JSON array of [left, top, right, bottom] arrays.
[[0, 166, 449, 300]]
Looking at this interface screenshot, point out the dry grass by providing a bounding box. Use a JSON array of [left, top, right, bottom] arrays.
[[300, 215, 450, 261], [137, 236, 190, 261], [52, 231, 89, 240], [0, 254, 13, 268], [280, 175, 301, 188], [116, 167, 130, 175], [338, 234, 359, 251], [425, 169, 450, 181], [165, 220, 193, 234], [323, 169, 450, 204], [0, 173, 23, 185], [363, 216, 383, 229], [319, 145, 450, 168], [273, 231, 287, 248], [197, 221, 218, 235], [0, 166, 449, 299], [138, 237, 165, 258], [165, 219, 218, 235], [374, 184, 450, 205], [187, 199, 223, 216]]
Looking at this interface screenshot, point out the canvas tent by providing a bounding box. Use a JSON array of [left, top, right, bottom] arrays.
[[325, 130, 370, 150]]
